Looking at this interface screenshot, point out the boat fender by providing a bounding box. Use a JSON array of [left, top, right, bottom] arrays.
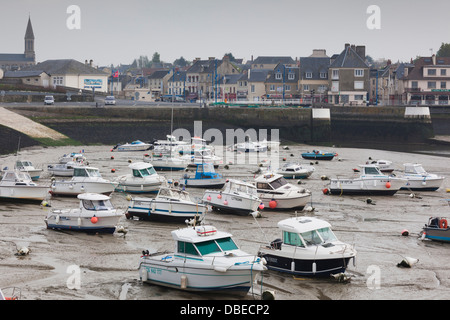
[[312, 262, 317, 274], [439, 219, 448, 229], [290, 261, 295, 272], [214, 266, 228, 273], [77, 217, 81, 227], [140, 268, 148, 282], [55, 215, 60, 224], [180, 275, 188, 289]]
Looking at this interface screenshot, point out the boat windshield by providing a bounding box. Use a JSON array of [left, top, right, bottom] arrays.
[[364, 166, 382, 175], [133, 166, 157, 177], [17, 161, 32, 167], [86, 168, 102, 177], [300, 227, 337, 246], [405, 165, 426, 174], [83, 199, 113, 211], [194, 237, 239, 256], [269, 177, 288, 190]]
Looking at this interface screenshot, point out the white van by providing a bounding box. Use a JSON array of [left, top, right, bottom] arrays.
[[105, 96, 116, 105], [44, 95, 55, 105]]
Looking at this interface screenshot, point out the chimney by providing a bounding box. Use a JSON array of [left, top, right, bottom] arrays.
[[85, 60, 88, 65], [208, 57, 215, 61], [89, 59, 93, 67], [345, 43, 350, 50], [432, 54, 436, 65], [356, 46, 366, 60]]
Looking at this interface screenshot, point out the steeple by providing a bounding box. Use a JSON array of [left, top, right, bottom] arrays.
[[24, 16, 35, 60]]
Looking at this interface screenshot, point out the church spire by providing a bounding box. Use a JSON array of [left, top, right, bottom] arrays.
[[25, 16, 35, 40], [24, 16, 35, 60]]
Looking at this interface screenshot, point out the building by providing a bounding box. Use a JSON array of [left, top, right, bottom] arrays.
[[148, 70, 170, 101], [249, 56, 296, 70], [299, 50, 330, 104], [0, 16, 36, 71], [22, 59, 109, 92], [3, 70, 50, 88], [245, 69, 270, 101], [328, 44, 370, 105], [264, 62, 300, 101], [402, 55, 450, 105]]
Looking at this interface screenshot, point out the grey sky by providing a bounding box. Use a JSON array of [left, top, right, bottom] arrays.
[[1, 0, 449, 67]]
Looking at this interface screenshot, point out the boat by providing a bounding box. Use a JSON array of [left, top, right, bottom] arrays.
[[276, 162, 315, 179], [258, 216, 357, 277], [202, 179, 262, 216], [398, 163, 444, 191], [47, 161, 79, 177], [255, 172, 311, 210], [301, 150, 337, 161], [58, 152, 87, 164], [152, 135, 189, 153], [50, 166, 118, 196], [0, 169, 50, 202], [367, 159, 395, 173], [126, 186, 207, 222], [0, 287, 21, 300], [144, 153, 187, 171], [327, 164, 405, 196], [177, 136, 208, 155], [234, 137, 268, 153], [181, 163, 226, 188], [421, 216, 450, 242], [138, 224, 266, 295], [184, 148, 223, 168], [112, 140, 151, 152], [115, 162, 166, 193], [44, 193, 124, 234], [14, 160, 43, 181]]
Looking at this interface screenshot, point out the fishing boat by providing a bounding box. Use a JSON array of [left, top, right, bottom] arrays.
[[152, 135, 189, 153], [112, 140, 151, 152], [14, 160, 43, 181], [202, 179, 262, 216], [398, 163, 444, 191], [127, 186, 206, 222], [301, 150, 337, 161], [183, 148, 223, 168], [138, 224, 266, 295], [258, 216, 357, 277], [50, 166, 118, 196], [58, 152, 87, 164], [421, 216, 450, 242], [255, 172, 311, 210], [45, 193, 124, 234], [115, 162, 166, 193], [234, 137, 268, 153], [144, 153, 187, 171], [327, 164, 405, 196], [367, 159, 395, 173], [177, 136, 208, 155], [181, 163, 226, 188], [0, 169, 50, 202], [47, 161, 79, 177], [276, 162, 315, 179]]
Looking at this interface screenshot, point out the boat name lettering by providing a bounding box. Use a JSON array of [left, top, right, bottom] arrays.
[[145, 266, 162, 275]]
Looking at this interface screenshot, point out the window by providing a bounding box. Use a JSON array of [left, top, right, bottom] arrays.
[[441, 69, 447, 76], [196, 240, 221, 255], [285, 85, 291, 91], [428, 81, 436, 89], [178, 241, 198, 255], [316, 227, 337, 243], [441, 82, 447, 89], [331, 81, 339, 92], [320, 72, 327, 79], [411, 81, 418, 89], [305, 72, 312, 79], [283, 231, 304, 247], [332, 69, 339, 79], [275, 73, 282, 80], [216, 237, 238, 251], [53, 76, 63, 85], [251, 84, 255, 93], [288, 73, 295, 80], [355, 95, 364, 100], [269, 85, 275, 91], [428, 69, 436, 76], [354, 81, 364, 89], [303, 84, 310, 91], [355, 69, 364, 77]]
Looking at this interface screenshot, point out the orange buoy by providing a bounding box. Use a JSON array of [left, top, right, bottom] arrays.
[[385, 182, 391, 189], [440, 219, 448, 229], [269, 200, 277, 209], [91, 216, 98, 224], [111, 168, 116, 173], [322, 188, 329, 195], [217, 194, 222, 199]]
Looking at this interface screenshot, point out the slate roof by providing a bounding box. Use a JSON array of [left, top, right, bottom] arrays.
[[22, 59, 108, 75], [266, 64, 299, 83], [246, 69, 270, 82], [148, 70, 169, 79], [299, 57, 330, 80], [0, 54, 34, 62], [330, 46, 369, 69], [4, 70, 48, 78], [251, 56, 295, 65], [404, 56, 450, 81]]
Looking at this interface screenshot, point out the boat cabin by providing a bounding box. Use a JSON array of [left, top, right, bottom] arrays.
[[1, 170, 34, 185], [73, 166, 102, 178], [359, 165, 384, 176], [256, 173, 288, 191], [173, 226, 239, 257], [15, 160, 35, 170], [404, 163, 427, 175], [193, 163, 221, 180], [273, 217, 338, 249], [78, 193, 114, 211], [130, 163, 158, 178], [225, 179, 258, 196], [157, 187, 192, 202]]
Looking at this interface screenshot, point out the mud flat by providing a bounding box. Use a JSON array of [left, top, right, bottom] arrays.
[[0, 144, 450, 300]]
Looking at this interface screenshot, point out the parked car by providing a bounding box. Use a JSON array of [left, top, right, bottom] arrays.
[[44, 95, 55, 105], [105, 96, 116, 105]]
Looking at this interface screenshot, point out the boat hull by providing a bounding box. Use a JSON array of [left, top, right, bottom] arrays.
[[45, 213, 122, 234], [422, 227, 450, 242], [51, 181, 117, 196], [257, 192, 310, 210], [127, 199, 206, 222], [301, 153, 335, 161], [329, 178, 404, 196], [139, 257, 262, 295], [183, 179, 226, 189], [0, 185, 50, 202], [400, 177, 444, 191], [203, 191, 260, 216], [259, 250, 354, 277]]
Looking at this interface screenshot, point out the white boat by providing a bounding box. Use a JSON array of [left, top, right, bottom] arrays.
[[367, 159, 395, 173], [399, 163, 444, 191], [202, 179, 262, 216], [181, 163, 226, 188], [47, 161, 80, 177], [234, 137, 268, 153], [58, 152, 87, 164], [50, 166, 118, 196], [14, 160, 43, 181], [138, 225, 266, 295], [258, 217, 357, 277], [127, 186, 207, 222], [183, 148, 223, 168], [115, 162, 166, 193], [112, 140, 151, 152], [327, 164, 405, 196], [177, 136, 208, 155], [45, 193, 124, 234], [0, 169, 50, 202], [144, 153, 187, 171], [152, 135, 189, 153], [276, 162, 315, 179], [255, 172, 311, 210]]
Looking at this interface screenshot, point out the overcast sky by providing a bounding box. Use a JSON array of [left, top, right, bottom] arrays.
[[1, 0, 449, 67]]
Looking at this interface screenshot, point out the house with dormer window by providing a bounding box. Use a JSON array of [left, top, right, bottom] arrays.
[[299, 49, 331, 104], [264, 62, 299, 100]]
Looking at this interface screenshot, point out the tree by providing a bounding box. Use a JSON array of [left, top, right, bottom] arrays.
[[173, 56, 189, 67], [223, 52, 236, 62], [152, 52, 161, 63], [437, 43, 450, 57]]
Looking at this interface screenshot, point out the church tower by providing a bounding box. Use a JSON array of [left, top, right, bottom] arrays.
[[24, 16, 35, 60]]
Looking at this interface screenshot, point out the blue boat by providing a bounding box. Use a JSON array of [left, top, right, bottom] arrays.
[[301, 150, 337, 161], [181, 163, 226, 188], [421, 216, 450, 242]]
